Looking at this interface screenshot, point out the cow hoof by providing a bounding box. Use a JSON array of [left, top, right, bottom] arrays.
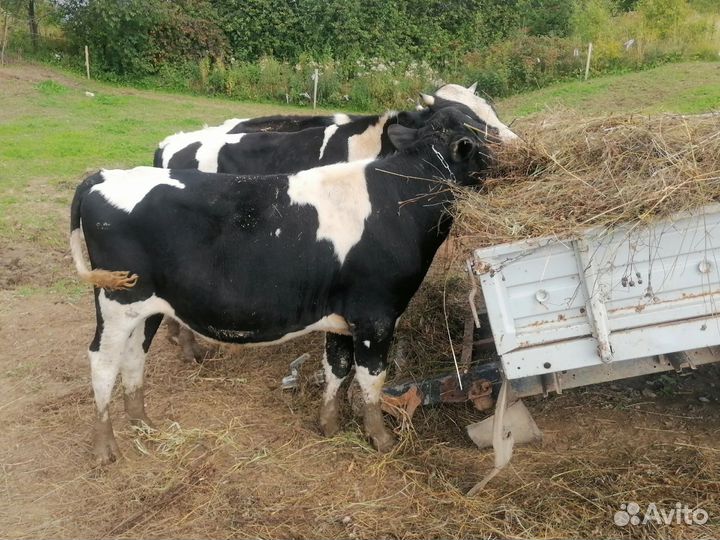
[[93, 435, 120, 466], [371, 430, 396, 453]]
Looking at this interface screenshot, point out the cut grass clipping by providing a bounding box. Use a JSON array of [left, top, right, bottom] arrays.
[[455, 111, 720, 245]]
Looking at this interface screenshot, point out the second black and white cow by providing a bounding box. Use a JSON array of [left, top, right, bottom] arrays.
[[226, 113, 361, 133], [155, 82, 518, 172], [70, 107, 494, 464], [155, 111, 405, 173]]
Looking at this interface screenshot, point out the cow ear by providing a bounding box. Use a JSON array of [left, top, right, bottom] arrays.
[[451, 137, 476, 162], [420, 93, 435, 106], [467, 82, 478, 94], [387, 124, 419, 150], [396, 110, 427, 129]]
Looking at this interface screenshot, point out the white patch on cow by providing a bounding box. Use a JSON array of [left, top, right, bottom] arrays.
[[363, 340, 371, 348], [119, 325, 147, 394], [287, 160, 372, 264], [274, 228, 281, 237], [318, 124, 339, 160], [91, 291, 176, 415], [354, 365, 386, 404], [157, 119, 246, 167], [322, 349, 345, 404], [89, 348, 120, 415], [92, 167, 185, 213], [347, 112, 395, 162], [333, 113, 352, 125], [196, 313, 352, 348], [195, 133, 245, 172], [434, 84, 519, 142]]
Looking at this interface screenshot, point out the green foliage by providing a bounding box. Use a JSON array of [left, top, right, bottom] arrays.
[[638, 0, 691, 38], [57, 0, 227, 76], [6, 0, 715, 109], [35, 79, 68, 94], [571, 0, 614, 41], [519, 0, 575, 36], [456, 35, 585, 96]]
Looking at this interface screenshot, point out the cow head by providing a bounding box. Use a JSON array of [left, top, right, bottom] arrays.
[[420, 83, 518, 144], [387, 106, 493, 187]]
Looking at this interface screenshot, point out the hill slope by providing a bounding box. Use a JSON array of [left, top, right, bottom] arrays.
[[498, 61, 720, 125]]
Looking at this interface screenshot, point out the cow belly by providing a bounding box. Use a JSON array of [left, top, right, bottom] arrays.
[[178, 312, 351, 345]]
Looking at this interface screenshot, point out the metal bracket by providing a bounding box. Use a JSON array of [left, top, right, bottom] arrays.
[[467, 380, 513, 495], [466, 258, 482, 329], [574, 238, 614, 363], [281, 353, 311, 389]]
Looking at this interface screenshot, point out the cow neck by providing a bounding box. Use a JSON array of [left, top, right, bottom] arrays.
[[376, 140, 465, 244]]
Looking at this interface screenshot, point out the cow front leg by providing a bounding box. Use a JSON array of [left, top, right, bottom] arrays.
[[165, 317, 180, 345], [319, 333, 354, 437], [178, 327, 208, 362], [352, 322, 396, 452], [121, 315, 162, 429]]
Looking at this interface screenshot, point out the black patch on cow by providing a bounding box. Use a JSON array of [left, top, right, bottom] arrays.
[[167, 142, 201, 169], [89, 288, 104, 352], [142, 314, 163, 353]]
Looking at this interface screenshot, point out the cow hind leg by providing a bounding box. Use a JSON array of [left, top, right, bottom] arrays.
[[319, 333, 354, 437], [89, 322, 134, 465], [352, 321, 397, 453], [121, 314, 163, 429]]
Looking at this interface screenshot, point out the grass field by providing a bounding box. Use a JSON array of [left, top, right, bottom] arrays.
[[0, 60, 719, 539]]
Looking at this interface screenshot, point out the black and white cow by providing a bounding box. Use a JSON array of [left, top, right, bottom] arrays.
[[153, 113, 360, 168], [154, 85, 517, 361], [70, 107, 494, 464], [226, 112, 362, 134], [155, 110, 426, 360], [155, 111, 406, 173], [155, 83, 517, 171], [421, 83, 518, 143]]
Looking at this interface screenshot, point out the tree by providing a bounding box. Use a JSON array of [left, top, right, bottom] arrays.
[[27, 0, 37, 50]]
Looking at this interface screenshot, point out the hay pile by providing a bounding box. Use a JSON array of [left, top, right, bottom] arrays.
[[455, 112, 720, 246]]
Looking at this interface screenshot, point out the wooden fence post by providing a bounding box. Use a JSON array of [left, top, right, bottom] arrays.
[[1, 11, 9, 67], [85, 45, 90, 79], [312, 68, 319, 110], [584, 42, 593, 81]]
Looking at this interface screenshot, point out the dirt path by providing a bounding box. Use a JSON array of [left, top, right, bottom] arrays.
[[1, 279, 718, 539]]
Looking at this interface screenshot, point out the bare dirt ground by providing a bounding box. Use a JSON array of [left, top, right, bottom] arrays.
[[2, 221, 719, 540], [1, 62, 719, 539]]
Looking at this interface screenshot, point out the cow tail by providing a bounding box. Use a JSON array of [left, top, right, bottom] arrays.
[[69, 172, 138, 291]]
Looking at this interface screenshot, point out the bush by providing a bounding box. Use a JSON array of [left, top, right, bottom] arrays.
[[57, 0, 227, 77]]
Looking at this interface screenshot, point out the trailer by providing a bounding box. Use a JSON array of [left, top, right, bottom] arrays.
[[462, 204, 720, 491]]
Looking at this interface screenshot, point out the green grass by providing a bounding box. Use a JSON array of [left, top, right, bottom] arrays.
[[499, 61, 720, 121], [0, 66, 336, 250]]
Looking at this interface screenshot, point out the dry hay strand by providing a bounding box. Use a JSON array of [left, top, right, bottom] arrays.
[[455, 111, 720, 246], [390, 268, 469, 380]]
